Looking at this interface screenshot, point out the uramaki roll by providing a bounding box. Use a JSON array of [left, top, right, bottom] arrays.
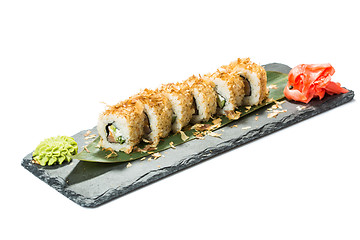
[[204, 70, 245, 116], [97, 98, 145, 154], [184, 75, 217, 123], [223, 58, 268, 106], [159, 82, 195, 133], [132, 88, 173, 146]]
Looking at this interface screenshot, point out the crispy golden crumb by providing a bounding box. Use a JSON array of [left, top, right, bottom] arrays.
[[267, 112, 279, 118], [266, 98, 275, 103], [231, 125, 238, 128], [226, 111, 241, 120], [96, 138, 103, 148], [152, 152, 162, 160], [191, 123, 209, 131], [84, 130, 91, 137], [104, 148, 117, 158], [99, 101, 110, 107], [255, 116, 259, 121], [207, 131, 221, 138], [103, 98, 144, 120], [179, 131, 189, 141], [169, 142, 176, 149], [242, 126, 251, 130], [193, 131, 206, 139], [32, 159, 40, 165], [126, 162, 132, 168], [194, 135, 205, 140], [192, 122, 221, 132], [134, 147, 146, 153], [84, 146, 90, 153], [140, 157, 146, 161], [212, 118, 222, 125], [296, 106, 306, 110], [85, 134, 96, 140], [268, 84, 278, 89], [136, 145, 156, 153], [267, 109, 287, 119]]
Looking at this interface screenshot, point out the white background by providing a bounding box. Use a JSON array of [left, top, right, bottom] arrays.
[[1, 1, 359, 239]]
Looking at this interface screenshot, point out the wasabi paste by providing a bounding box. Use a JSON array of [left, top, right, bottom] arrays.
[[32, 136, 78, 166]]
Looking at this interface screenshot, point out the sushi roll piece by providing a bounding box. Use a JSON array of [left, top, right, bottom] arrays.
[[223, 58, 268, 106], [184, 75, 217, 123], [97, 98, 145, 153], [204, 70, 245, 116], [159, 82, 195, 133], [132, 88, 173, 146]]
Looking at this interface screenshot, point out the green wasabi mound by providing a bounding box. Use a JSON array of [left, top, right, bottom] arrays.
[[32, 136, 78, 166]]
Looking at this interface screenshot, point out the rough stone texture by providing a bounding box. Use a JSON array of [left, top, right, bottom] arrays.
[[22, 63, 355, 208]]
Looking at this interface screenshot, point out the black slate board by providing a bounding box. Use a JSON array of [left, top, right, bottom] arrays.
[[22, 63, 355, 208]]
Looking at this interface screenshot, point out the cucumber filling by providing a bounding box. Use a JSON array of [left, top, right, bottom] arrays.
[[240, 75, 251, 96], [217, 94, 226, 108], [106, 124, 126, 144]]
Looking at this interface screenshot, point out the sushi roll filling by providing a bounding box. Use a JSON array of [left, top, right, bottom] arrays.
[[240, 75, 252, 96], [192, 97, 199, 115], [106, 124, 126, 144], [171, 113, 177, 124], [143, 113, 152, 134], [217, 93, 226, 108]]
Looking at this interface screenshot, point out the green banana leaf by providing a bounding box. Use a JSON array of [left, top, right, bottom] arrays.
[[74, 71, 288, 163]]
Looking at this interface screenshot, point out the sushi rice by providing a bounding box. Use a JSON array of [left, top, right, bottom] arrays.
[[97, 99, 145, 154], [132, 88, 173, 147], [223, 58, 268, 106], [184, 75, 218, 123], [97, 58, 268, 153], [160, 82, 195, 133]]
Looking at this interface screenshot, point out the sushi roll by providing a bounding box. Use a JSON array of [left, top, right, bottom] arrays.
[[184, 75, 217, 123], [204, 70, 245, 116], [132, 88, 173, 146], [223, 58, 268, 106], [97, 98, 145, 154], [159, 82, 195, 133]]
